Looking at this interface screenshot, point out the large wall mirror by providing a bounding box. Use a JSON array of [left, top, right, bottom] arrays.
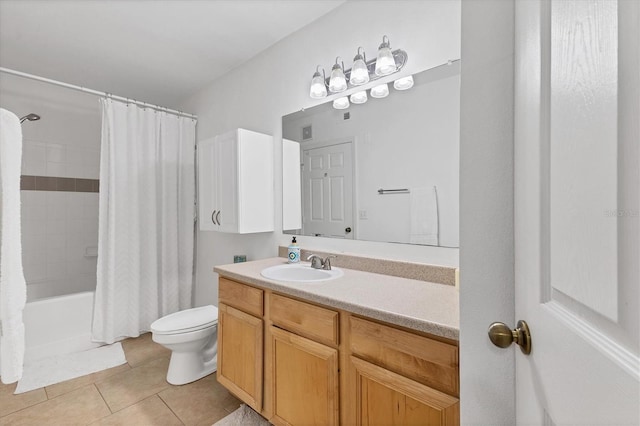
[[282, 61, 460, 247]]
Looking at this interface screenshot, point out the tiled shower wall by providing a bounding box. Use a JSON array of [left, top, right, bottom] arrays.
[[1, 73, 102, 301]]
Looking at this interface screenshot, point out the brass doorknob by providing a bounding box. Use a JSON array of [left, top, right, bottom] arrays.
[[488, 320, 532, 355]]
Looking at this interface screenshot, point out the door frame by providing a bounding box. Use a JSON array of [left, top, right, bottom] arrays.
[[459, 0, 516, 424]]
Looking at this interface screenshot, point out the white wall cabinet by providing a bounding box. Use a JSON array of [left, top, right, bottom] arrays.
[[198, 128, 274, 233]]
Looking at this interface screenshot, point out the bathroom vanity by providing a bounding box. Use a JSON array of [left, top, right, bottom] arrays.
[[214, 257, 459, 426]]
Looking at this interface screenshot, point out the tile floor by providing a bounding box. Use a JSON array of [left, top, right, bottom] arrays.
[[0, 333, 241, 425]]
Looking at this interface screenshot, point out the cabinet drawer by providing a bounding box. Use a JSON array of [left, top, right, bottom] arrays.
[[219, 277, 263, 317], [350, 316, 459, 396], [270, 293, 339, 346]]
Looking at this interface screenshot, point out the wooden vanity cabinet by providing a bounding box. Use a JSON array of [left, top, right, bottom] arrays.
[[348, 316, 460, 426], [350, 357, 459, 426], [270, 326, 339, 426], [269, 294, 340, 426], [217, 278, 264, 412], [216, 276, 459, 426]]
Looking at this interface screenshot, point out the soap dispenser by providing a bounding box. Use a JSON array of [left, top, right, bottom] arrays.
[[287, 236, 300, 263]]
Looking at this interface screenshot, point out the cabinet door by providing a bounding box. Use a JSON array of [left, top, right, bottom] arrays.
[[197, 137, 218, 231], [350, 356, 459, 426], [214, 131, 238, 233], [217, 303, 263, 412], [270, 326, 339, 426]]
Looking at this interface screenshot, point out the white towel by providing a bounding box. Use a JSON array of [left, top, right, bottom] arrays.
[[0, 108, 27, 384], [409, 186, 439, 246]]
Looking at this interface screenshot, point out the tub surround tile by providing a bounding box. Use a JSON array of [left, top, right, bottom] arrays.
[[95, 357, 171, 413], [56, 177, 76, 192], [90, 395, 182, 426], [34, 176, 57, 191], [20, 175, 99, 193], [216, 257, 460, 340], [0, 384, 110, 426], [75, 178, 95, 193], [19, 175, 35, 191], [45, 363, 131, 400], [120, 332, 171, 367], [278, 246, 457, 286], [159, 373, 241, 425], [0, 383, 47, 418]]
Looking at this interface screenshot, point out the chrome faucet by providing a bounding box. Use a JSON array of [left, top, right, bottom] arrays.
[[307, 254, 337, 270], [307, 254, 323, 269]]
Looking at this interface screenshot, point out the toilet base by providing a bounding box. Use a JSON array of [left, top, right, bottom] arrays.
[[166, 351, 217, 385], [152, 325, 219, 386]]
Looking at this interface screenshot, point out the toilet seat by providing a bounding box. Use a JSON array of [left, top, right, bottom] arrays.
[[151, 305, 218, 335]]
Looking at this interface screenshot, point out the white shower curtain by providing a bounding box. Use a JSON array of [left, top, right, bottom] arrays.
[[92, 99, 196, 344], [0, 108, 27, 384]]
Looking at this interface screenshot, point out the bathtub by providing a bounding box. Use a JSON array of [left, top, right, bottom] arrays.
[[22, 291, 100, 362]]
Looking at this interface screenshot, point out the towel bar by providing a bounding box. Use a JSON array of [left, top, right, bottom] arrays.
[[377, 188, 410, 194]]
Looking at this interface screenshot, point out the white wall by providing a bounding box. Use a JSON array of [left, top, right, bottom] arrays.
[[0, 73, 101, 300], [180, 0, 461, 307]]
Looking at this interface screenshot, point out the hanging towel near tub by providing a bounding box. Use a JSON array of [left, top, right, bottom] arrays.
[[0, 108, 27, 384], [409, 186, 439, 246]]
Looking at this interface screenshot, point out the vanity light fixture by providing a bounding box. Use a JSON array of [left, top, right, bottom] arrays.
[[370, 83, 389, 99], [375, 35, 397, 76], [349, 47, 370, 86], [350, 91, 368, 104], [309, 66, 327, 99], [333, 96, 350, 109], [328, 57, 348, 93], [393, 75, 414, 91], [307, 36, 408, 99]]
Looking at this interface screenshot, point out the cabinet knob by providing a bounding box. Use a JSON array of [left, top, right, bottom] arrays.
[[211, 210, 217, 225]]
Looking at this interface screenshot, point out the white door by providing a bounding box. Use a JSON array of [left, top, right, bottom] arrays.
[[302, 142, 354, 239], [513, 0, 639, 424]]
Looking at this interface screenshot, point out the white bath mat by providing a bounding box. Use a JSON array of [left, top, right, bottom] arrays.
[[213, 404, 271, 426], [15, 342, 126, 394]]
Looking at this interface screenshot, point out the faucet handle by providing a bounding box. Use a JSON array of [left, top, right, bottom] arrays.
[[307, 254, 323, 269], [322, 255, 337, 270]]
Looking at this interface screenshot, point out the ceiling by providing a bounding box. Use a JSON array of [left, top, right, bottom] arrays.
[[0, 0, 344, 109]]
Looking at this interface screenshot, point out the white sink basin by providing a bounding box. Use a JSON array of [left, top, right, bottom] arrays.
[[261, 263, 343, 282]]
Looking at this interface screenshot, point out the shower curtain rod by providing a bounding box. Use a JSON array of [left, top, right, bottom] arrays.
[[0, 67, 197, 120]]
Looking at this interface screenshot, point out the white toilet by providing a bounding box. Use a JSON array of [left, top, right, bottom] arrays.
[[150, 305, 218, 385]]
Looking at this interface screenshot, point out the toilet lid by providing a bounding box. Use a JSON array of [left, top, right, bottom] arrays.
[[151, 305, 218, 335]]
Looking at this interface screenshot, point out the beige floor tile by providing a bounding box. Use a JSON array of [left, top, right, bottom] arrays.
[[0, 384, 110, 426], [90, 395, 182, 426], [121, 333, 171, 367], [0, 382, 47, 418], [95, 357, 171, 412], [45, 363, 131, 399], [158, 373, 239, 426]]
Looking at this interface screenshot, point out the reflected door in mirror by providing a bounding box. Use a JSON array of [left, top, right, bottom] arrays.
[[303, 142, 354, 239]]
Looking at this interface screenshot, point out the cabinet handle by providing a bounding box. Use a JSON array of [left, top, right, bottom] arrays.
[[216, 211, 221, 225], [211, 210, 217, 225]]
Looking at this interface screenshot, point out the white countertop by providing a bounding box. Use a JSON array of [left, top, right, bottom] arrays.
[[214, 257, 459, 341]]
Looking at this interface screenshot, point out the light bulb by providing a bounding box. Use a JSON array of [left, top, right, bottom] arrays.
[[329, 58, 347, 93], [333, 96, 350, 110], [350, 91, 368, 104], [393, 75, 414, 91], [309, 68, 327, 99], [370, 83, 389, 99], [375, 35, 396, 76], [349, 47, 370, 86]]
